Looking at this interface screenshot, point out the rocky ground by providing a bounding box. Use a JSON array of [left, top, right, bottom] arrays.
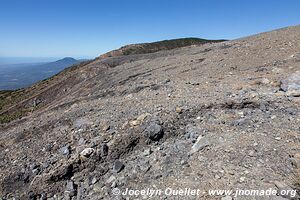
[[0, 26, 300, 200]]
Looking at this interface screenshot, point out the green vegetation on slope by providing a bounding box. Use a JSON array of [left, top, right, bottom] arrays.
[[122, 38, 226, 55], [98, 38, 226, 59], [0, 60, 93, 124]]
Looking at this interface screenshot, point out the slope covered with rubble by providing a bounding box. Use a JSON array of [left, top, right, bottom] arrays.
[[0, 26, 300, 199]]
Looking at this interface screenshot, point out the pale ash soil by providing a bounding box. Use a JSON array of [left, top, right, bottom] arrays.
[[0, 26, 300, 200]]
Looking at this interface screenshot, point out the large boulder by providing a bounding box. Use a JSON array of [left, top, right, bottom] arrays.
[[144, 122, 164, 141], [280, 71, 300, 97]]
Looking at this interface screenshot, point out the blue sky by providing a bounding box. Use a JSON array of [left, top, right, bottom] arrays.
[[0, 0, 299, 60]]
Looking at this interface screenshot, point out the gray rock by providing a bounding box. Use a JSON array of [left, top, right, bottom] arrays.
[[65, 180, 76, 197], [78, 138, 86, 145], [280, 71, 300, 96], [60, 145, 70, 156], [239, 176, 246, 183], [259, 103, 267, 111], [142, 148, 152, 156], [138, 160, 151, 172], [107, 129, 116, 135], [30, 163, 39, 170], [190, 136, 210, 154], [111, 181, 117, 188], [64, 192, 71, 200], [42, 161, 49, 169], [180, 160, 188, 165], [163, 79, 171, 84], [73, 117, 92, 128], [76, 185, 84, 200], [45, 144, 53, 152], [185, 124, 201, 141], [93, 182, 104, 193], [91, 177, 98, 184], [32, 168, 39, 175], [113, 160, 124, 173], [101, 144, 109, 156], [285, 107, 297, 115], [144, 122, 164, 141], [231, 118, 248, 126], [80, 148, 94, 158]]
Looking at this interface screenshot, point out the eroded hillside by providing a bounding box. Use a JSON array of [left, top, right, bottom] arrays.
[[0, 26, 300, 199], [0, 38, 222, 124]]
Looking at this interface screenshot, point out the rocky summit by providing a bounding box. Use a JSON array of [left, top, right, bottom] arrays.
[[0, 26, 300, 200]]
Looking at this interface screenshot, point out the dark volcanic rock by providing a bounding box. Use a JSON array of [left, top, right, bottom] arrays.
[[112, 160, 124, 173], [144, 121, 164, 141], [101, 144, 109, 156]]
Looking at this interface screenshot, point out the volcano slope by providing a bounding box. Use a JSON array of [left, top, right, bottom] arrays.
[[0, 27, 300, 200]]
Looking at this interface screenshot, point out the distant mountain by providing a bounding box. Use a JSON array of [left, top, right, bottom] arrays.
[[0, 57, 82, 90], [36, 57, 78, 72]]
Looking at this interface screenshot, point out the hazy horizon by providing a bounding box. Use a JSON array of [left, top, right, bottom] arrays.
[[0, 56, 93, 65], [0, 56, 83, 90]]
